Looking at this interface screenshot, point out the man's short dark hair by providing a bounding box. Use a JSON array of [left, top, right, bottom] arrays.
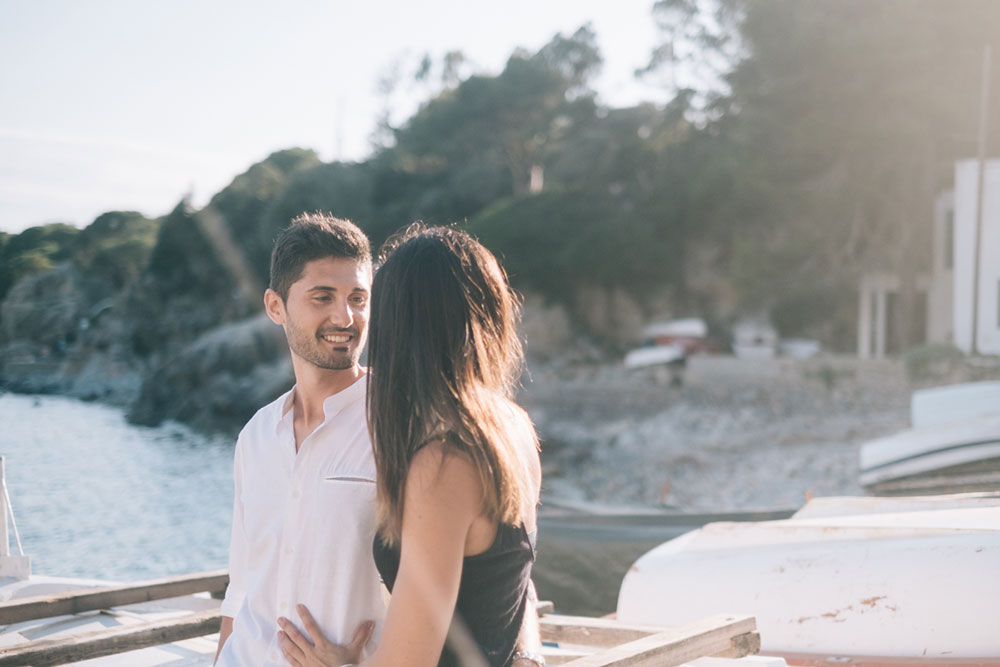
[[269, 212, 371, 301]]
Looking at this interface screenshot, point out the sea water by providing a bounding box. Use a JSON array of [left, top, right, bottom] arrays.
[[0, 393, 234, 582], [0, 393, 697, 614]]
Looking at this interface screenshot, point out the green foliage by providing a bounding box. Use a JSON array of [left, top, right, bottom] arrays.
[[465, 188, 673, 303], [386, 25, 602, 213], [209, 148, 321, 282], [72, 211, 158, 288], [0, 223, 80, 305], [148, 202, 231, 294], [262, 161, 378, 249], [645, 0, 1000, 344]]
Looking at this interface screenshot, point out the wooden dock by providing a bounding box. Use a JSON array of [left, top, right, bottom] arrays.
[[0, 571, 759, 666]]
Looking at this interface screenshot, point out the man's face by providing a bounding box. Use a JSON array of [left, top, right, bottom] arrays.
[[267, 256, 371, 371]]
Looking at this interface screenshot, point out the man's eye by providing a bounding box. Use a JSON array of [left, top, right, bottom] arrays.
[[350, 296, 367, 306], [314, 296, 331, 303]]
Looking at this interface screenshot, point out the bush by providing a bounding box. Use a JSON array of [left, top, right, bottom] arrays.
[[903, 343, 965, 382]]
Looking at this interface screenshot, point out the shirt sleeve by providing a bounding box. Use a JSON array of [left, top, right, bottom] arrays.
[[220, 432, 248, 618]]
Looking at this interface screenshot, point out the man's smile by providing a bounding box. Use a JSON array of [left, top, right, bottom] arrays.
[[320, 331, 355, 344]]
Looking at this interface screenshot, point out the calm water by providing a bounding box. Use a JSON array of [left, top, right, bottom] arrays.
[[0, 393, 700, 614], [0, 393, 234, 581]]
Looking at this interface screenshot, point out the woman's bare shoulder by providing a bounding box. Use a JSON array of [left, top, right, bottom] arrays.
[[406, 439, 483, 506]]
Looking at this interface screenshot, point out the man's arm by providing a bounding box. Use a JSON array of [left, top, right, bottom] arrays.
[[215, 617, 233, 665], [513, 579, 545, 666]]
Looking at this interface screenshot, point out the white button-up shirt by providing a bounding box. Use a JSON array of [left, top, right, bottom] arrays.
[[218, 376, 386, 666]]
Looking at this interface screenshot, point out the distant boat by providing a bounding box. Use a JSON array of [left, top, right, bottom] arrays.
[[641, 318, 712, 354], [617, 492, 1000, 664], [623, 343, 685, 369], [731, 319, 778, 359], [858, 382, 1000, 495]]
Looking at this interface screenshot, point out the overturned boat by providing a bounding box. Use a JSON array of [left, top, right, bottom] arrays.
[[859, 381, 1000, 495], [617, 492, 1000, 664]]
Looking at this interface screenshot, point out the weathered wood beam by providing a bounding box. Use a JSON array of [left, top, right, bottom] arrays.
[[0, 609, 221, 666], [557, 614, 757, 667], [0, 570, 228, 625], [540, 614, 666, 648]]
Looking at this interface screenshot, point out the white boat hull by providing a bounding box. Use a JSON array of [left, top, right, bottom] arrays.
[[616, 495, 1000, 660], [858, 414, 1000, 491]]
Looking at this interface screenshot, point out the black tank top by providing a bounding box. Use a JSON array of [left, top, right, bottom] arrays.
[[372, 523, 536, 667]]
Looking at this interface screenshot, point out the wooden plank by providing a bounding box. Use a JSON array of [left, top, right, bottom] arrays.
[[540, 614, 665, 648], [544, 646, 596, 665], [713, 631, 761, 658], [0, 609, 221, 666], [541, 630, 760, 665], [0, 570, 228, 625], [559, 614, 757, 667]]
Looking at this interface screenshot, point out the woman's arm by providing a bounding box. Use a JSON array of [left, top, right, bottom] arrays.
[[364, 442, 485, 666], [279, 442, 485, 667]]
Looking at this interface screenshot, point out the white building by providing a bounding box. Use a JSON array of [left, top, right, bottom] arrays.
[[858, 159, 1000, 358], [952, 159, 1000, 354]]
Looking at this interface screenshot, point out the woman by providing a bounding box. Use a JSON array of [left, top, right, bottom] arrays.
[[278, 225, 544, 667]]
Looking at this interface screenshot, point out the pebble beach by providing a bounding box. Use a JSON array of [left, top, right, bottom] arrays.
[[521, 355, 912, 512]]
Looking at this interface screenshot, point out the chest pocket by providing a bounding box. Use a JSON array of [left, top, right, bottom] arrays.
[[316, 468, 377, 542], [323, 473, 376, 483], [320, 460, 375, 485]]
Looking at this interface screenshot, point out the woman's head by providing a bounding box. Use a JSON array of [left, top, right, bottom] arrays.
[[368, 224, 533, 542], [369, 224, 522, 401]]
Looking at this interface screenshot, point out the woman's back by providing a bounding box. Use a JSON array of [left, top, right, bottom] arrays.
[[374, 406, 540, 666], [373, 519, 535, 666]]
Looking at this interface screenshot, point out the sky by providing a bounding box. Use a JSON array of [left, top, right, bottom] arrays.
[[0, 0, 670, 234]]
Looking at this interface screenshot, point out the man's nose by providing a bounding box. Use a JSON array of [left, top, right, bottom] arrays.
[[326, 299, 353, 328]]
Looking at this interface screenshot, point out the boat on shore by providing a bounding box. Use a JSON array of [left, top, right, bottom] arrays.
[[616, 492, 1000, 665], [859, 382, 1000, 495]]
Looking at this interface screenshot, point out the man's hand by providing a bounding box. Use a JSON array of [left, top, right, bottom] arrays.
[[278, 604, 374, 667]]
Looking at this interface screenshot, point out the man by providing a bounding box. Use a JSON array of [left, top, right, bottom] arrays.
[[216, 213, 384, 666]]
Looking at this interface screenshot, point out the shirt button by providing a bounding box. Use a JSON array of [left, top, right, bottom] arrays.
[[292, 488, 301, 499], [284, 547, 293, 555]]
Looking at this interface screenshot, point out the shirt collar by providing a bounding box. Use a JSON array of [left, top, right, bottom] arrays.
[[275, 372, 368, 434]]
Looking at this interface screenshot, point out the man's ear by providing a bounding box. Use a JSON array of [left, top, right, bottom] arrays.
[[264, 289, 286, 326]]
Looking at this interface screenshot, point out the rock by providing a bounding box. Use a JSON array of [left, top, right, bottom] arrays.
[[1, 263, 110, 347], [0, 264, 136, 399], [128, 313, 292, 433]]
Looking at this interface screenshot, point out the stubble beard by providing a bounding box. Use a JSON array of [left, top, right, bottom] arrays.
[[285, 320, 363, 371]]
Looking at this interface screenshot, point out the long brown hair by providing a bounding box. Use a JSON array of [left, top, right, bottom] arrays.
[[367, 224, 536, 545]]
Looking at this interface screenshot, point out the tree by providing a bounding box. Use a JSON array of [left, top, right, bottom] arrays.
[[72, 211, 158, 289], [646, 0, 1000, 346], [0, 223, 80, 307], [383, 24, 603, 218], [208, 148, 321, 283], [261, 161, 380, 246]]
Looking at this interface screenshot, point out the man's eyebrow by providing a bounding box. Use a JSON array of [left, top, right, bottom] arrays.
[[306, 286, 369, 293]]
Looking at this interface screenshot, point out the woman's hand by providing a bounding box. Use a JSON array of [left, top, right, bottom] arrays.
[[277, 604, 375, 667]]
